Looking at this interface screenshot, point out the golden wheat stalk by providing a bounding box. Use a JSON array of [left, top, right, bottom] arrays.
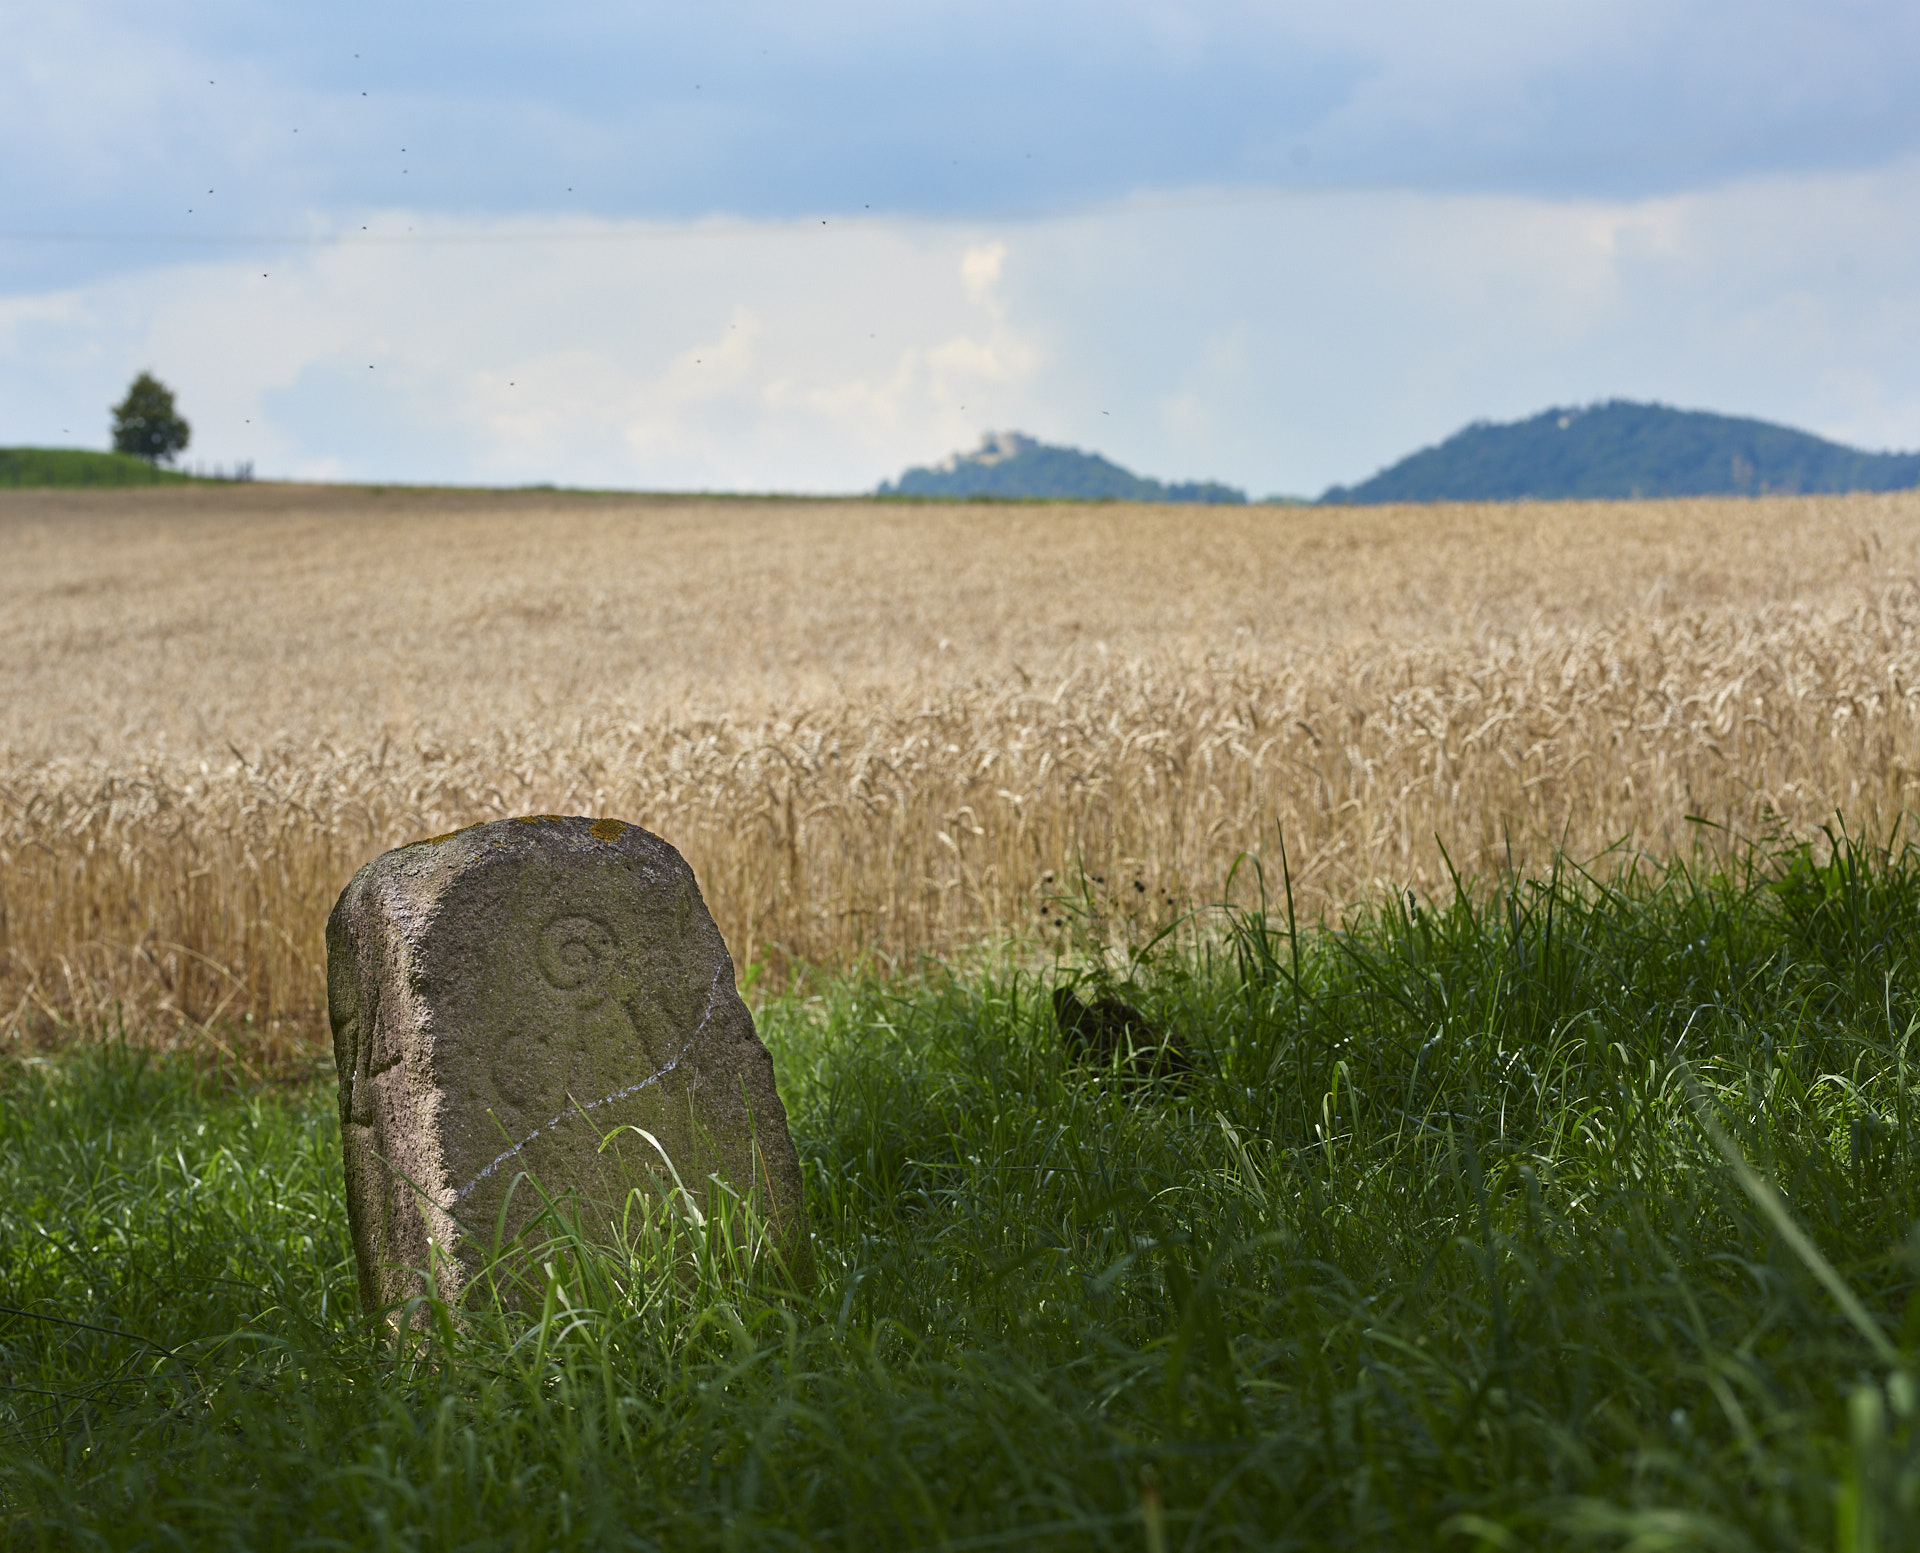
[[6, 606, 1917, 1041], [5, 486, 1917, 1049]]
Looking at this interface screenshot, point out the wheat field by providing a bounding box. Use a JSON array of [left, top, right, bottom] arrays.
[[4, 481, 1919, 1058]]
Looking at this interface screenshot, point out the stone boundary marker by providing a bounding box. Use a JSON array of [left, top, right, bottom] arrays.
[[326, 814, 810, 1315]]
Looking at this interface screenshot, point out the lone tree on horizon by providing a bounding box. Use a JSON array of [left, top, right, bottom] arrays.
[[111, 371, 191, 465]]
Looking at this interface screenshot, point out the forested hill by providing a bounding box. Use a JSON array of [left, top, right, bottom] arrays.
[[877, 431, 1246, 503], [1321, 401, 1920, 504]]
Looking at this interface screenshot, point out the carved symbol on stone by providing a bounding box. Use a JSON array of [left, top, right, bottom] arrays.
[[492, 915, 661, 1120], [538, 914, 614, 993], [336, 965, 400, 1128], [331, 968, 370, 1125], [491, 1026, 554, 1109]]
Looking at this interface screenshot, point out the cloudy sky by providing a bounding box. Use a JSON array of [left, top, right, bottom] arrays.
[[4, 1, 1919, 495]]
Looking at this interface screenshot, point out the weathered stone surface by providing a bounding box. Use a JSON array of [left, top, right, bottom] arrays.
[[326, 814, 808, 1314]]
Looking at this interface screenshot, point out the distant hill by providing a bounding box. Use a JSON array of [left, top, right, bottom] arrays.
[[0, 447, 194, 488], [1321, 401, 1920, 505], [878, 432, 1246, 503]]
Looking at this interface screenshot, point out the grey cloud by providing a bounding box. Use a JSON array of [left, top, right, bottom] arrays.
[[5, 0, 1917, 295]]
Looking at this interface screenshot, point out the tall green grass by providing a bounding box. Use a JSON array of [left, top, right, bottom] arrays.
[[5, 833, 1920, 1548]]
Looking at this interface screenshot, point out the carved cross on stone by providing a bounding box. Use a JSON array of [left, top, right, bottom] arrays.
[[326, 815, 810, 1315]]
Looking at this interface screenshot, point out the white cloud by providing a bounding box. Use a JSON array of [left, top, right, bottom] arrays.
[[11, 215, 1053, 490], [960, 243, 1007, 305], [4, 158, 1920, 494]]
